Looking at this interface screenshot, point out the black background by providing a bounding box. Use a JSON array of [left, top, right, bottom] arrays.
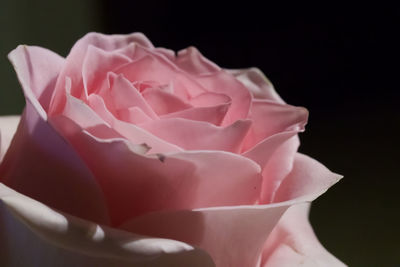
[[1, 1, 399, 265]]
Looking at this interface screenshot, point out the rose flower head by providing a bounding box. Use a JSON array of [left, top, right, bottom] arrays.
[[0, 33, 345, 266]]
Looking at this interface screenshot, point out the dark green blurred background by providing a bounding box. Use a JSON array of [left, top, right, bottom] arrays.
[[1, 1, 398, 266]]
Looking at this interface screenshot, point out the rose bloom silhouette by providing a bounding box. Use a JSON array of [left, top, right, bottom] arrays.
[[0, 33, 346, 267]]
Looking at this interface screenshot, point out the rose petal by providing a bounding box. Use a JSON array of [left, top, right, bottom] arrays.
[[0, 116, 20, 162], [272, 153, 343, 203], [175, 46, 221, 75], [153, 47, 176, 61], [115, 54, 207, 101], [8, 45, 65, 114], [46, 117, 262, 225], [243, 131, 299, 168], [0, 183, 215, 267], [260, 135, 300, 203], [160, 102, 230, 126], [242, 100, 308, 151], [82, 45, 131, 96], [85, 93, 182, 153], [108, 73, 158, 119], [49, 32, 154, 115], [227, 67, 285, 103], [261, 203, 347, 267], [120, 203, 289, 267], [118, 107, 153, 124], [195, 70, 252, 125], [0, 102, 109, 224], [141, 87, 192, 116], [140, 118, 252, 153], [189, 92, 232, 107]]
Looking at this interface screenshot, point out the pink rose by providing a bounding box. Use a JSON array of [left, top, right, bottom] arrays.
[[0, 33, 345, 266]]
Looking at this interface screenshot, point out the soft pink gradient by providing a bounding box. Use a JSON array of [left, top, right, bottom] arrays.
[[0, 33, 345, 266]]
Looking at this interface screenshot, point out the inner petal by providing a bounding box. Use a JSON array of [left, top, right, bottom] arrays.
[[141, 87, 192, 116], [108, 73, 158, 120]]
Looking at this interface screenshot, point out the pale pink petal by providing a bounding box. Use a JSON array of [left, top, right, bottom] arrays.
[[120, 203, 289, 267], [117, 107, 153, 124], [272, 153, 343, 203], [115, 55, 207, 100], [0, 183, 215, 267], [195, 71, 252, 125], [49, 32, 154, 115], [85, 94, 181, 153], [8, 45, 65, 113], [227, 67, 285, 103], [189, 92, 231, 107], [262, 203, 346, 267], [140, 118, 252, 153], [243, 131, 298, 168], [0, 102, 109, 224], [0, 116, 20, 162], [141, 87, 192, 116], [82, 45, 131, 95], [46, 118, 262, 226], [153, 47, 176, 60], [260, 136, 300, 203], [241, 100, 307, 203], [108, 74, 158, 119], [242, 100, 308, 151], [161, 102, 230, 125], [175, 46, 220, 75]]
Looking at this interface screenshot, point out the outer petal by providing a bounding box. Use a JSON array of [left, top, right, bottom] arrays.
[[272, 153, 343, 203], [241, 100, 308, 203], [227, 67, 285, 103], [261, 203, 346, 267], [8, 45, 65, 113], [6, 44, 110, 224], [0, 183, 215, 267], [0, 116, 20, 162], [0, 102, 109, 224], [242, 99, 308, 151], [121, 204, 288, 267], [257, 135, 300, 204], [120, 155, 343, 267], [175, 46, 221, 75]]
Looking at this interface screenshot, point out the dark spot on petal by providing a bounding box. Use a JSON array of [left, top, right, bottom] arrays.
[[157, 153, 166, 163]]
